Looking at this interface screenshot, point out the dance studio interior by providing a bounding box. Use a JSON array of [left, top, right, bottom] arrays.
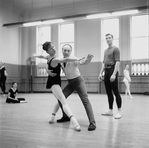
[[0, 0, 149, 147]]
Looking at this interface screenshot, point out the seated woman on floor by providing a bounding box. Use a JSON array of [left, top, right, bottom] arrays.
[[6, 82, 27, 103]]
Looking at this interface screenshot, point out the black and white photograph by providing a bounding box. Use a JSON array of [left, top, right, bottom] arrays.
[[0, 0, 149, 147]]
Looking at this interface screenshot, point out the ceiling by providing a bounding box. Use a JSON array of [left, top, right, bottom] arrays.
[[3, 0, 108, 12], [2, 0, 148, 26]]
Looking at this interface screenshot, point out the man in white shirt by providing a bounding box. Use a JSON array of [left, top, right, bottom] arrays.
[[50, 44, 96, 131]]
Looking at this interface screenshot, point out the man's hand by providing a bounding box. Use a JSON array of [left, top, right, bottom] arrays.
[[98, 74, 104, 81], [79, 54, 94, 65], [110, 74, 116, 82], [47, 70, 57, 77], [86, 54, 94, 62]]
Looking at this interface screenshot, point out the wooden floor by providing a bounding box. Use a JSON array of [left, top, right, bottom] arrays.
[[0, 93, 149, 148]]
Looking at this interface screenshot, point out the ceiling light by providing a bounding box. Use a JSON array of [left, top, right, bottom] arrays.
[[23, 21, 42, 27], [42, 19, 64, 24], [112, 9, 139, 16], [86, 13, 111, 19]]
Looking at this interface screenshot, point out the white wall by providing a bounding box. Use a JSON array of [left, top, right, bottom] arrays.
[[75, 19, 101, 62], [119, 16, 131, 60], [21, 27, 37, 65], [0, 0, 22, 65]]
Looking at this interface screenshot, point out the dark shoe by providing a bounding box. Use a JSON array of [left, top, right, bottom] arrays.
[[57, 117, 70, 123], [88, 122, 96, 131]]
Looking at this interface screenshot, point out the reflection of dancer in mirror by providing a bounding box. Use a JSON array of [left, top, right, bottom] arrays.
[[32, 41, 82, 132], [98, 33, 122, 119], [6, 82, 27, 103], [123, 64, 133, 99], [0, 61, 8, 97]]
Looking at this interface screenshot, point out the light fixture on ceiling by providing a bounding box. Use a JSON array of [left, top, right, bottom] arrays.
[[2, 6, 144, 28], [86, 13, 111, 19], [22, 19, 64, 27], [111, 9, 139, 16], [42, 19, 64, 24], [23, 21, 42, 27], [86, 9, 139, 19]]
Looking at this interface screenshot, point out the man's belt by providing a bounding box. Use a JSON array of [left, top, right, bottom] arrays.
[[105, 64, 114, 69]]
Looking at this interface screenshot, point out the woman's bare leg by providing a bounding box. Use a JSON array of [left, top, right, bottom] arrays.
[[49, 102, 59, 124], [127, 83, 132, 99], [124, 81, 132, 99], [51, 85, 81, 132]]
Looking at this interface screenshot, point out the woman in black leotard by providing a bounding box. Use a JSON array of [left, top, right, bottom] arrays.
[[6, 82, 27, 103], [46, 57, 61, 89], [33, 41, 83, 132]]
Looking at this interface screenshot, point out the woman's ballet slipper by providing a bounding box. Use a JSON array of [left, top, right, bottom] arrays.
[[49, 119, 54, 124], [49, 113, 55, 124], [129, 96, 133, 99], [49, 117, 55, 124], [74, 125, 81, 132], [70, 115, 81, 132]]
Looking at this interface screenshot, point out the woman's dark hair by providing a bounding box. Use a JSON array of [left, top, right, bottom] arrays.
[[11, 81, 17, 86], [105, 33, 114, 38], [42, 42, 51, 51]]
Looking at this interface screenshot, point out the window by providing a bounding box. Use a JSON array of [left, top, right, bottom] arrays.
[[59, 23, 75, 76], [131, 15, 149, 60], [101, 18, 119, 60], [36, 26, 51, 76], [37, 26, 51, 63], [131, 15, 149, 75], [59, 23, 75, 58]]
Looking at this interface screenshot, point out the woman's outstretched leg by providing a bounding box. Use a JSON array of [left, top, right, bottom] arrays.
[[51, 85, 81, 132]]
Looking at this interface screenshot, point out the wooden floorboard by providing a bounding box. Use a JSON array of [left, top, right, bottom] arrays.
[[0, 93, 149, 148]]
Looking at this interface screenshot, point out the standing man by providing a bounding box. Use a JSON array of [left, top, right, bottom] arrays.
[[49, 44, 96, 131], [98, 34, 122, 119]]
